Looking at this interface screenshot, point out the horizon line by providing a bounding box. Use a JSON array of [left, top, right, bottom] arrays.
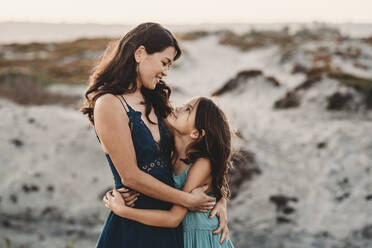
[[2, 20, 372, 26]]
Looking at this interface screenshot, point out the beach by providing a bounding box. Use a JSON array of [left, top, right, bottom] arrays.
[[1, 22, 372, 248]]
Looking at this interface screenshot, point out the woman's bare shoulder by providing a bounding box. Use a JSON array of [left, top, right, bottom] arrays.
[[94, 94, 128, 120], [95, 94, 118, 108]]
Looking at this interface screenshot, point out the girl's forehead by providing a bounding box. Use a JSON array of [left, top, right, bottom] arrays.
[[186, 98, 199, 107]]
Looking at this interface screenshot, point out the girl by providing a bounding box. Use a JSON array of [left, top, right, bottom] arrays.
[[104, 97, 235, 248], [80, 23, 229, 247]]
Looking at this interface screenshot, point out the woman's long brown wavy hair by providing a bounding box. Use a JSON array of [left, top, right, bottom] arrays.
[[80, 23, 181, 125], [184, 97, 233, 200]]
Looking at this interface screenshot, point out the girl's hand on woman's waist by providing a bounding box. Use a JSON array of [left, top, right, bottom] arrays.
[[117, 187, 140, 207], [103, 189, 132, 216]]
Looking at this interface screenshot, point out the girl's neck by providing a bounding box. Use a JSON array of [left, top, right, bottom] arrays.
[[172, 135, 192, 175], [174, 134, 190, 159], [173, 135, 202, 163]]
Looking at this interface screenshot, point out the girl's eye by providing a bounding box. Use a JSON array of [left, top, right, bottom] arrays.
[[186, 107, 191, 112], [162, 62, 171, 68]]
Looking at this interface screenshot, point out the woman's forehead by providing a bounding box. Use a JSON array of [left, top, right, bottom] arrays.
[[159, 46, 176, 61]]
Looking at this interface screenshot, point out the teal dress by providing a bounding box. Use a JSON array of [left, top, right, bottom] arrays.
[[173, 166, 235, 248]]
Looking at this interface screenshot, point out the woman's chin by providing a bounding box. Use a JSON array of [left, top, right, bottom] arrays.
[[151, 80, 158, 90], [165, 116, 176, 126], [143, 82, 157, 90]]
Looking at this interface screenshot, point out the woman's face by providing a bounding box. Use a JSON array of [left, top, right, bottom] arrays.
[[166, 98, 200, 137], [137, 46, 176, 90]]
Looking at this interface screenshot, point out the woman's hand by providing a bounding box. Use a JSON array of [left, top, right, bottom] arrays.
[[117, 187, 140, 207], [210, 198, 229, 244], [103, 189, 132, 215], [189, 185, 216, 211]]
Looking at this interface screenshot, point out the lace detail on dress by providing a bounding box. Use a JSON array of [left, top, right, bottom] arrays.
[[139, 158, 169, 173]]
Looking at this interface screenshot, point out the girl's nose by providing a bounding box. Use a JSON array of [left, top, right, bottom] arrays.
[[162, 67, 168, 77]]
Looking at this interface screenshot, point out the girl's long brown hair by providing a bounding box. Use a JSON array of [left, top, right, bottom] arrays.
[[80, 22, 181, 125], [185, 97, 233, 200]]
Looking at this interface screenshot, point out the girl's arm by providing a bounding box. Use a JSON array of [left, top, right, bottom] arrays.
[[209, 197, 230, 243], [104, 158, 212, 228], [94, 94, 215, 209]]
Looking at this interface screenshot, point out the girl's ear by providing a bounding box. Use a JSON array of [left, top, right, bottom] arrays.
[[134, 45, 146, 63], [190, 129, 205, 140]]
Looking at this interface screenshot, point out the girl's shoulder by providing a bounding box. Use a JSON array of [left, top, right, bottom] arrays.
[[189, 157, 212, 174]]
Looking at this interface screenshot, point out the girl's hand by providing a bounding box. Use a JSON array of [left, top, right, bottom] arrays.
[[210, 198, 229, 244], [117, 187, 140, 207], [189, 185, 216, 211], [103, 189, 131, 215]]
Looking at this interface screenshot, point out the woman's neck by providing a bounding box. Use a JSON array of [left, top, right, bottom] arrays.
[[124, 84, 145, 105]]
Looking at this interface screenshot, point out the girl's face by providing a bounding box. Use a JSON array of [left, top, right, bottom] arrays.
[[166, 98, 200, 138], [136, 46, 176, 90]]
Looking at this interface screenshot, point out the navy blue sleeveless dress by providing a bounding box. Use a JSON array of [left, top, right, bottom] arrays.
[[95, 95, 183, 248]]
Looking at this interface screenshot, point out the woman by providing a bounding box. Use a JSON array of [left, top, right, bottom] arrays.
[[104, 97, 235, 248], [80, 23, 229, 247]]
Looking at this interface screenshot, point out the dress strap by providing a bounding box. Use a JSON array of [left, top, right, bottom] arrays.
[[94, 127, 101, 143], [115, 95, 130, 113]]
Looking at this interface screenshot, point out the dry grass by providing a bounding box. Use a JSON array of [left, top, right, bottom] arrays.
[[0, 69, 81, 106], [328, 72, 372, 109], [362, 36, 372, 45], [175, 31, 210, 41], [218, 26, 342, 52], [0, 38, 112, 84]]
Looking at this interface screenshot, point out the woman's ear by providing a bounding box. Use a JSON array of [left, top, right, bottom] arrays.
[[134, 45, 146, 63]]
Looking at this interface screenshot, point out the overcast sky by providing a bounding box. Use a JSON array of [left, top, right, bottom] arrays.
[[2, 0, 372, 24]]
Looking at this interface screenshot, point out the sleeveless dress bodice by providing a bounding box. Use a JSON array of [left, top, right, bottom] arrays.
[[173, 166, 234, 248], [95, 96, 182, 248]]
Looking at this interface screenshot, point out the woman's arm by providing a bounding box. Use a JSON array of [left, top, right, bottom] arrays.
[[104, 158, 212, 228], [117, 187, 229, 239], [94, 94, 215, 208]]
